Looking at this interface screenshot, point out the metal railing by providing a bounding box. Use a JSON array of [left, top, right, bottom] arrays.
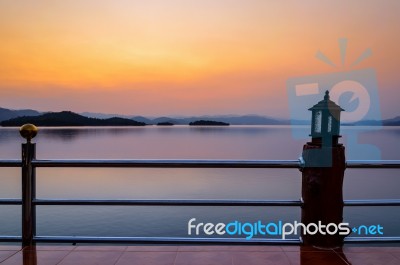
[[0, 131, 400, 246]]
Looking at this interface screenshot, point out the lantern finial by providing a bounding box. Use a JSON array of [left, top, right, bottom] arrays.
[[324, 90, 330, 100]]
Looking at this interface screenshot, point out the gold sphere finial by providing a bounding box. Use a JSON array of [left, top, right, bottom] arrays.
[[19, 124, 38, 142]]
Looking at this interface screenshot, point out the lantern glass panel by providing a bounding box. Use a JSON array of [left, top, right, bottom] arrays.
[[314, 111, 322, 133], [328, 115, 332, 133]]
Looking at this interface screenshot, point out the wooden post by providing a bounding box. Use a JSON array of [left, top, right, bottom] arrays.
[[301, 141, 347, 248]]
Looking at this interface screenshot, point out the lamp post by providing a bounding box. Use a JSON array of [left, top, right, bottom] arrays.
[[20, 124, 38, 247], [301, 91, 347, 248]]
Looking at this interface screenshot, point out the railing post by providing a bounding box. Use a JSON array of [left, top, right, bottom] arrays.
[[300, 91, 347, 248], [20, 124, 38, 248], [301, 142, 346, 247]]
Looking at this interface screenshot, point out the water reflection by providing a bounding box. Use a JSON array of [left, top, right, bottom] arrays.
[[332, 248, 353, 265], [26, 126, 303, 160], [0, 126, 399, 240], [23, 247, 37, 265], [299, 247, 352, 265], [39, 129, 91, 141], [37, 127, 147, 141], [2, 125, 399, 159], [37, 125, 276, 141]]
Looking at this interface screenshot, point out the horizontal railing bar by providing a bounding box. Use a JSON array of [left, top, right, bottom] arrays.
[[347, 160, 400, 168], [0, 160, 22, 167], [28, 199, 400, 207], [3, 235, 400, 244], [0, 199, 22, 205], [2, 159, 400, 168], [34, 236, 301, 245], [25, 159, 400, 168], [31, 159, 301, 168], [345, 237, 400, 243], [29, 199, 400, 207], [34, 199, 302, 206], [0, 236, 21, 242], [344, 199, 400, 206]]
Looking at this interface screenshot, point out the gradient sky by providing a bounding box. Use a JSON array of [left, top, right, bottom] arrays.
[[0, 0, 399, 118]]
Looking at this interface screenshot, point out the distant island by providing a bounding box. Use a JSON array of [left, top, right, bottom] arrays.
[[157, 122, 174, 126], [1, 111, 146, 127], [189, 120, 229, 126]]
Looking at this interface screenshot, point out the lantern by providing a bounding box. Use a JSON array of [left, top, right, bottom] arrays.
[[309, 91, 344, 145]]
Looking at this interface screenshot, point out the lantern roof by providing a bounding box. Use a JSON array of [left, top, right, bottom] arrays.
[[308, 90, 345, 112]]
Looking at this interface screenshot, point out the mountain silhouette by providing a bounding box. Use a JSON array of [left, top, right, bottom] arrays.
[[0, 107, 40, 122], [1, 111, 146, 127], [1, 107, 399, 126]]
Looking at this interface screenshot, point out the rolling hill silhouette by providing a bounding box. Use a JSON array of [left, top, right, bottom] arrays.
[[1, 111, 146, 127]]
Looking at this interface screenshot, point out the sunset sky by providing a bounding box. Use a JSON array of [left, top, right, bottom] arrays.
[[0, 0, 399, 118]]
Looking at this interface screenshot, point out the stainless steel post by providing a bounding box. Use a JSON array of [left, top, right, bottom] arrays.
[[20, 124, 38, 247]]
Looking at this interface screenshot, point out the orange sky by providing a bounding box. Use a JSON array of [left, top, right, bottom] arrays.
[[0, 1, 399, 118]]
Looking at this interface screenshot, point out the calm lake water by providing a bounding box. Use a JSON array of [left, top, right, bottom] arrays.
[[0, 125, 399, 239]]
